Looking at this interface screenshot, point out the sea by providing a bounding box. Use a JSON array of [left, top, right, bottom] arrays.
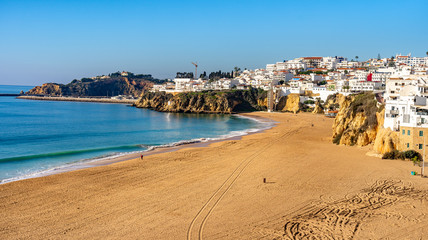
[[0, 85, 270, 183]]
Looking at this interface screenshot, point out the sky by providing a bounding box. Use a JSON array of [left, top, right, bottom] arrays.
[[0, 0, 427, 85]]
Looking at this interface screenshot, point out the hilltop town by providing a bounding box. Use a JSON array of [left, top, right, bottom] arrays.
[[154, 54, 427, 102], [24, 53, 428, 157], [148, 53, 428, 156]]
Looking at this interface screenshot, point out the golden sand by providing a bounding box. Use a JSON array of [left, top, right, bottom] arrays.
[[1, 112, 427, 239]]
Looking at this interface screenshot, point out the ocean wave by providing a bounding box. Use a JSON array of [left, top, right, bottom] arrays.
[[0, 145, 144, 163]]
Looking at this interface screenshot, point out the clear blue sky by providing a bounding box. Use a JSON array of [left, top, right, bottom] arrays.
[[0, 0, 427, 85]]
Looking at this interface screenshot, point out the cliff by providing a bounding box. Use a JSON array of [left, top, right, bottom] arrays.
[[134, 89, 316, 114], [332, 93, 383, 146], [134, 89, 267, 114], [312, 100, 324, 114], [276, 94, 303, 114], [331, 92, 401, 154], [26, 75, 159, 97], [373, 127, 401, 154], [27, 83, 64, 96]]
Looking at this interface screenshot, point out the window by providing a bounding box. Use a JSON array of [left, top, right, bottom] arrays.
[[408, 130, 411, 135], [407, 143, 410, 148], [402, 129, 405, 135], [419, 144, 423, 150], [420, 131, 424, 137]]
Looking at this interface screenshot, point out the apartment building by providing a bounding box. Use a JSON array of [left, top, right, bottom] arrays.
[[302, 57, 323, 68], [383, 74, 428, 154], [396, 54, 428, 67]]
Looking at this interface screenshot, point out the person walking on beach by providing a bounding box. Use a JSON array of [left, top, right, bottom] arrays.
[[140, 154, 144, 160]]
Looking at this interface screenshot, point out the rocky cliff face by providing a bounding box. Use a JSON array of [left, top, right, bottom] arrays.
[[373, 127, 401, 154], [27, 83, 64, 96], [26, 77, 154, 97], [331, 93, 400, 154], [134, 89, 267, 113], [312, 100, 324, 114], [276, 94, 302, 114], [332, 93, 383, 146], [135, 89, 313, 114], [324, 93, 343, 110]]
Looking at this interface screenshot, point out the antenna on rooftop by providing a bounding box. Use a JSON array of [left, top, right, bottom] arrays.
[[191, 62, 198, 79]]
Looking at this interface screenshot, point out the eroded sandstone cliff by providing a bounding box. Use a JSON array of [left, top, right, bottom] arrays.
[[134, 89, 267, 113], [276, 94, 303, 114], [331, 93, 401, 154], [134, 88, 314, 114], [28, 83, 64, 96], [26, 77, 155, 97], [312, 99, 324, 114], [332, 93, 383, 146]]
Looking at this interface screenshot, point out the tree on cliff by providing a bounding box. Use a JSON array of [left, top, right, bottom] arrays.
[[233, 67, 241, 77], [176, 72, 194, 78], [388, 56, 395, 67]]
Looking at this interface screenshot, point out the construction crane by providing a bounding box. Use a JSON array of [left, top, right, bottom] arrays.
[[191, 62, 198, 79]]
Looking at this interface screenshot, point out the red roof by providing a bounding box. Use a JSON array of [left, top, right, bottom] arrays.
[[306, 57, 322, 59], [311, 68, 328, 71]]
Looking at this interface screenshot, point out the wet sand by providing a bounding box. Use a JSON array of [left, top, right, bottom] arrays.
[[1, 112, 427, 239]]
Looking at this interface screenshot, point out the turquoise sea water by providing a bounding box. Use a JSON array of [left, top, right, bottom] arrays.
[[0, 85, 268, 183]]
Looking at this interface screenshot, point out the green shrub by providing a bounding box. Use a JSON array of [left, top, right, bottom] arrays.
[[412, 156, 421, 165], [383, 150, 415, 160], [404, 150, 421, 160]]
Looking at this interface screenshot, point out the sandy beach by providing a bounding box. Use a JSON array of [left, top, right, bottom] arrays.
[[1, 112, 428, 239]]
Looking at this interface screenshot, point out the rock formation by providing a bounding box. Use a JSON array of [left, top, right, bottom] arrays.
[[134, 89, 267, 114], [331, 92, 402, 154], [324, 93, 344, 110], [26, 76, 156, 97], [373, 127, 401, 154], [135, 89, 315, 114], [276, 94, 302, 114], [312, 100, 324, 114], [332, 93, 382, 146], [27, 83, 64, 96]]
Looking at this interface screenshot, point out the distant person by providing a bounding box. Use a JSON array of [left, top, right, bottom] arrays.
[[140, 154, 144, 160]]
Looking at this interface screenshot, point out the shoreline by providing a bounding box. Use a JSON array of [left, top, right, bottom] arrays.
[[17, 95, 137, 104], [0, 113, 276, 185]]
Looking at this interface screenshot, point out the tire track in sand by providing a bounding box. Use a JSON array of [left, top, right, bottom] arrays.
[[283, 180, 426, 240], [187, 127, 298, 240]]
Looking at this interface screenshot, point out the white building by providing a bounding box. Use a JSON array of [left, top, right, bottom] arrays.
[[349, 78, 382, 92], [285, 59, 307, 70], [384, 75, 428, 130], [320, 56, 339, 70], [396, 54, 428, 67], [173, 78, 193, 92]]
